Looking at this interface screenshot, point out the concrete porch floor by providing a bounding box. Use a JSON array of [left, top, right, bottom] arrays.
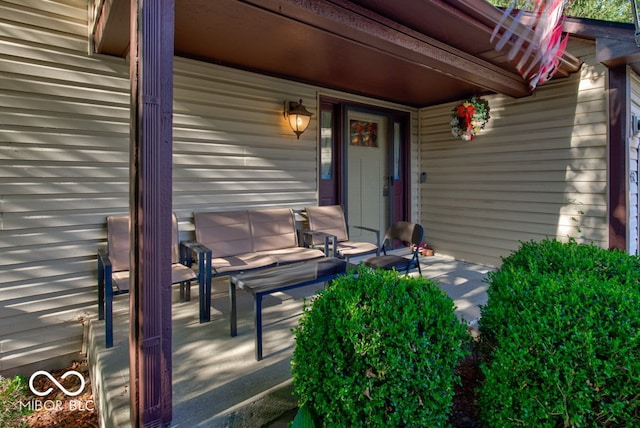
[[86, 252, 492, 427]]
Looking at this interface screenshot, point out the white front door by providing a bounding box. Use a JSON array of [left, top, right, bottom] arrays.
[[346, 111, 389, 244]]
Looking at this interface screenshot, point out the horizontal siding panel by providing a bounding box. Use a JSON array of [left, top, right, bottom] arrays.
[[0, 335, 84, 375], [0, 108, 129, 133], [0, 211, 121, 230], [173, 168, 309, 180], [1, 322, 85, 355], [0, 57, 128, 91], [0, 146, 129, 163], [422, 180, 606, 194], [423, 189, 606, 205], [1, 288, 95, 315], [0, 225, 103, 249], [0, 74, 129, 103], [1, 245, 98, 269], [0, 164, 128, 179], [0, 91, 128, 118], [0, 2, 86, 39], [0, 180, 128, 196], [424, 203, 606, 224]]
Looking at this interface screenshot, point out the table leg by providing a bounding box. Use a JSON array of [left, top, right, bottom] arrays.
[[229, 280, 237, 337], [198, 250, 212, 323], [255, 293, 263, 361]]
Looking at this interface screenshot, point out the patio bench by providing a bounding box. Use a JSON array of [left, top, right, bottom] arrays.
[[191, 207, 328, 322]]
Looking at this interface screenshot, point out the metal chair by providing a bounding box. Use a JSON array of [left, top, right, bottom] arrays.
[[363, 221, 424, 275], [97, 213, 200, 348], [304, 205, 379, 262]]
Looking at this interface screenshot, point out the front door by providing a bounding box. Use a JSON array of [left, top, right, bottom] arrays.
[[346, 110, 388, 244], [317, 99, 410, 242]]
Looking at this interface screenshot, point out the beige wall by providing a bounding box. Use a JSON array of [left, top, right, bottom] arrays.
[[0, 0, 130, 376], [418, 38, 608, 267]]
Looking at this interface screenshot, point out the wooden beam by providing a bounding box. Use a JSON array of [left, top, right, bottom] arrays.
[[244, 0, 531, 98], [608, 66, 629, 251], [597, 37, 640, 69], [129, 0, 175, 426], [92, 0, 130, 56]]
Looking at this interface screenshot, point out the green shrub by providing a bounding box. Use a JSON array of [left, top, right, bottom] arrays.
[[291, 267, 470, 427], [0, 375, 31, 428], [479, 239, 640, 427]]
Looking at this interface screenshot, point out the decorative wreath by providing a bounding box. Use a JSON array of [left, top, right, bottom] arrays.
[[450, 97, 490, 141]]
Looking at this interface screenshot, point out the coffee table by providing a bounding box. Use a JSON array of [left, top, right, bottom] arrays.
[[229, 257, 348, 360]]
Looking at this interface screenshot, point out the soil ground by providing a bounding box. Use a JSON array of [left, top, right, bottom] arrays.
[[21, 360, 99, 428]]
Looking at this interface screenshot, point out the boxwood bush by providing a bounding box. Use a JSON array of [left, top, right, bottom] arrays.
[[291, 267, 470, 427], [479, 239, 640, 427]]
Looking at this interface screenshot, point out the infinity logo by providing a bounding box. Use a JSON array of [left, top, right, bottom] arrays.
[[29, 370, 86, 397]]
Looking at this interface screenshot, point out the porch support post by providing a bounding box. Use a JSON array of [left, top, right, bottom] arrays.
[[608, 65, 629, 251], [129, 0, 175, 426]]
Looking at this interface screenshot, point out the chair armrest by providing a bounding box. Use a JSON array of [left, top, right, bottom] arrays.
[[302, 230, 337, 257], [181, 241, 213, 323], [97, 248, 112, 270], [351, 225, 381, 248], [180, 240, 201, 266]]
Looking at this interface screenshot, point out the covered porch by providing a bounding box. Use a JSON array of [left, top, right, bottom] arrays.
[[87, 252, 492, 427]]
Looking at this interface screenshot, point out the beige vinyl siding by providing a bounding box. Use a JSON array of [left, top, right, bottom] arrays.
[[0, 0, 130, 375], [419, 38, 608, 267], [172, 58, 320, 230]]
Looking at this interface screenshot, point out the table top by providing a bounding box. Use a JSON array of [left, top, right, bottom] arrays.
[[230, 257, 348, 294]]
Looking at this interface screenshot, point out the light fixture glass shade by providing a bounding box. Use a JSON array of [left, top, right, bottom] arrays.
[[284, 99, 312, 139]]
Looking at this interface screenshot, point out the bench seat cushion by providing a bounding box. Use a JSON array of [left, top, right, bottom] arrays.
[[211, 253, 278, 275], [112, 262, 199, 292], [258, 247, 326, 265], [336, 240, 378, 257], [364, 255, 413, 271]]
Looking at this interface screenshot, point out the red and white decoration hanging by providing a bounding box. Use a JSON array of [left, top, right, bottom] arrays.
[[490, 0, 569, 91]]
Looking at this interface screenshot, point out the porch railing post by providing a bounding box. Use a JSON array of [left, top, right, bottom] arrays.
[[129, 0, 175, 426]]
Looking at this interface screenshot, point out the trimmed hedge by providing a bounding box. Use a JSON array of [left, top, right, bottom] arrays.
[[291, 267, 470, 427], [479, 239, 640, 427]]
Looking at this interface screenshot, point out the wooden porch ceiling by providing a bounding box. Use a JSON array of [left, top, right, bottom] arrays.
[[93, 0, 583, 107]]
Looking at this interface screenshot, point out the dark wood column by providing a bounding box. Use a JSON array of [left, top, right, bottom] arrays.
[[129, 0, 175, 426], [608, 66, 629, 251]]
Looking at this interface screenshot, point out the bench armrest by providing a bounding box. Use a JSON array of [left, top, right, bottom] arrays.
[[180, 240, 207, 265], [302, 230, 337, 257], [181, 241, 213, 323]]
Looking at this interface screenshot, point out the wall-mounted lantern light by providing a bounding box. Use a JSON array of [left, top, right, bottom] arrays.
[[283, 99, 312, 139]]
